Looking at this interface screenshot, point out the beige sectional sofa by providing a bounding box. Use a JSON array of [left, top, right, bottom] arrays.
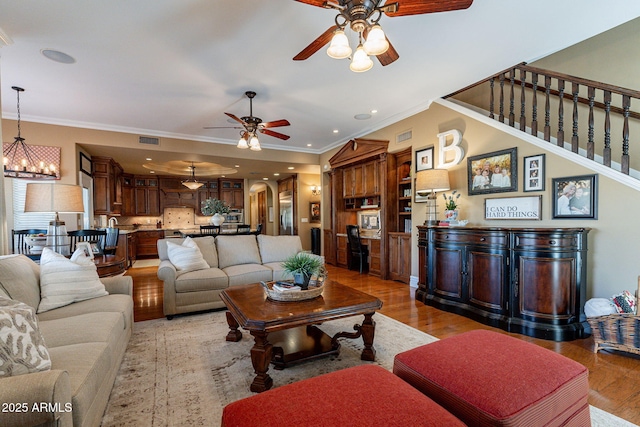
[[0, 254, 133, 427], [157, 234, 315, 318]]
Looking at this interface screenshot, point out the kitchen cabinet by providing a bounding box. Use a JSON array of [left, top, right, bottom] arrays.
[[336, 235, 348, 268], [219, 179, 244, 209], [135, 177, 160, 216], [135, 230, 164, 258], [92, 156, 123, 216], [122, 174, 136, 216], [417, 226, 590, 341]]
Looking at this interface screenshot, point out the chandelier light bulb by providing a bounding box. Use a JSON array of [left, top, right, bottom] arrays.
[[350, 43, 373, 72], [363, 25, 389, 56], [237, 134, 249, 149], [249, 134, 260, 148], [326, 29, 352, 59]]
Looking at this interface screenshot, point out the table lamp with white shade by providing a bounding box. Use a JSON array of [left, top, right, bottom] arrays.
[[24, 183, 84, 255], [415, 169, 450, 225]]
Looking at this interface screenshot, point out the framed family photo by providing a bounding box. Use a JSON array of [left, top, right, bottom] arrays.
[[415, 146, 434, 172], [523, 154, 545, 192], [551, 174, 598, 219], [467, 147, 518, 195]]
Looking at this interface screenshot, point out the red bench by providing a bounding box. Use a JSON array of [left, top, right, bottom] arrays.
[[393, 330, 591, 426]]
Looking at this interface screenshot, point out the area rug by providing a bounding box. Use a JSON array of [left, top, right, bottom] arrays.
[[101, 311, 637, 427]]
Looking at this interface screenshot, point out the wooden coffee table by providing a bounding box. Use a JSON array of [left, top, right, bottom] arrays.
[[220, 280, 383, 393]]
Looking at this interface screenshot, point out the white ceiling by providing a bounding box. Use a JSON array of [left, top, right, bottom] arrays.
[[2, 0, 640, 177]]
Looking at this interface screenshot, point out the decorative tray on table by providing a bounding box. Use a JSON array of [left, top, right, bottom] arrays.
[[260, 279, 325, 302]]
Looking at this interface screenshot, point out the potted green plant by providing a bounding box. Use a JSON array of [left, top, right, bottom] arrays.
[[281, 252, 323, 290], [442, 190, 461, 222], [201, 198, 231, 226]]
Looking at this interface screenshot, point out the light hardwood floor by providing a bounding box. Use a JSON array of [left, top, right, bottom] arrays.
[[126, 264, 640, 425]]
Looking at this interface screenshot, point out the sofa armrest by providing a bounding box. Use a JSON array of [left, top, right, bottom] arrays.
[[101, 275, 133, 296], [157, 260, 178, 316], [0, 370, 72, 427]]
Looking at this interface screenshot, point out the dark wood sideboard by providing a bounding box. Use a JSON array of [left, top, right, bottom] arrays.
[[416, 226, 590, 341]]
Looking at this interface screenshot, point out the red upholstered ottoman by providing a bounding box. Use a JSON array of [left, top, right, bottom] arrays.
[[222, 365, 465, 427], [393, 330, 591, 427]]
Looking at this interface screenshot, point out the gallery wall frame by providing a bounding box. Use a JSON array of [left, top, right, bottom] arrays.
[[551, 174, 598, 219], [415, 146, 434, 172], [80, 152, 92, 176], [467, 147, 517, 195], [523, 154, 545, 192], [484, 195, 542, 220]]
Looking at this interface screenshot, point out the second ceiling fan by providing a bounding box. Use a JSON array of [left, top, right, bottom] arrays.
[[293, 0, 473, 72], [204, 91, 290, 151]]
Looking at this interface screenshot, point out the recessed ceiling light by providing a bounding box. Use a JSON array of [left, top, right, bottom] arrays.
[[41, 49, 75, 64], [263, 177, 269, 181], [333, 129, 339, 133], [234, 165, 240, 168], [371, 109, 378, 114], [354, 113, 372, 120], [146, 158, 152, 161], [150, 171, 155, 174], [307, 144, 312, 147], [288, 166, 294, 170], [274, 173, 280, 176]]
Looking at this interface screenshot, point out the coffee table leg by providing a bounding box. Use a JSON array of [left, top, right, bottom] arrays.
[[249, 330, 274, 393], [225, 311, 242, 342], [360, 313, 376, 361]]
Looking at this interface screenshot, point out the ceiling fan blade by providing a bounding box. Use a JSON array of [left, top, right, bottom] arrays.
[[260, 128, 291, 141], [386, 0, 473, 17], [375, 38, 399, 66], [293, 25, 338, 61], [293, 0, 328, 7], [261, 119, 291, 128], [225, 112, 247, 126]]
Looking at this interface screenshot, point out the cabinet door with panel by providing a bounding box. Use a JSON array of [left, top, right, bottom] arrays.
[[342, 167, 355, 198], [363, 160, 379, 195], [336, 235, 348, 268], [388, 232, 411, 283]]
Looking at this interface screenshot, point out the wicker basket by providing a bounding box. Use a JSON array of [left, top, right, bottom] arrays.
[[261, 281, 325, 302], [587, 278, 640, 355]]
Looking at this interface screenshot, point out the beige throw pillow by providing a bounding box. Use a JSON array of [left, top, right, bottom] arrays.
[[38, 247, 108, 313], [166, 237, 210, 273], [0, 296, 51, 378]]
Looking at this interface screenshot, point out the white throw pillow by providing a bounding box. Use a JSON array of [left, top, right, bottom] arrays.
[[0, 296, 51, 377], [37, 247, 108, 313], [166, 237, 210, 273]]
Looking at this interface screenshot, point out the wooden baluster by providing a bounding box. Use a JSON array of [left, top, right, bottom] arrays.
[[557, 79, 565, 146], [544, 75, 551, 141], [499, 73, 505, 123], [509, 69, 515, 127], [587, 86, 595, 160], [531, 72, 538, 136], [520, 69, 526, 131], [603, 90, 612, 167], [489, 77, 495, 119], [622, 95, 630, 174], [571, 82, 579, 153]]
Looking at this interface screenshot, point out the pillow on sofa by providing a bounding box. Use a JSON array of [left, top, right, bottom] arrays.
[[0, 255, 42, 311], [38, 247, 108, 313], [0, 296, 51, 378], [166, 237, 210, 273], [257, 235, 303, 264]]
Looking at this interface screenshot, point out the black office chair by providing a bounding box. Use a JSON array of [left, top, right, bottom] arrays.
[[68, 229, 108, 255], [12, 229, 48, 257], [200, 225, 221, 235], [346, 225, 369, 274], [236, 224, 251, 234]]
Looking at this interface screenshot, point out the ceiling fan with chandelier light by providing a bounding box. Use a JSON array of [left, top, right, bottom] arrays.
[[204, 91, 290, 151], [293, 0, 473, 72]]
